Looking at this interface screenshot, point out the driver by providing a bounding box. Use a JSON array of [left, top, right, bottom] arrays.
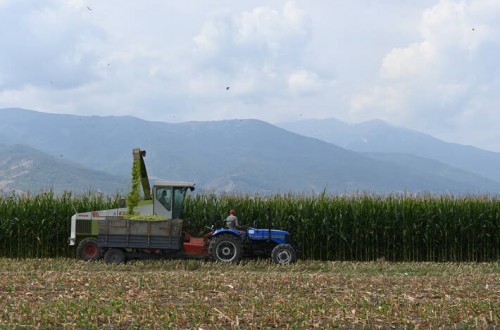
[[225, 209, 239, 230]]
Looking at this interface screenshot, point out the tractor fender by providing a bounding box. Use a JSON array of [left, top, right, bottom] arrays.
[[211, 229, 242, 238]]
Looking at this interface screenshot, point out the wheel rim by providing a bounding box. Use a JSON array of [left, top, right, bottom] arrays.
[[216, 241, 237, 262], [109, 253, 121, 263], [83, 243, 98, 258], [106, 250, 124, 264], [276, 249, 292, 264]]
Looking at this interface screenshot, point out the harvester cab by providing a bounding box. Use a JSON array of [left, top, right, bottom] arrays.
[[152, 182, 194, 219], [131, 148, 195, 219]]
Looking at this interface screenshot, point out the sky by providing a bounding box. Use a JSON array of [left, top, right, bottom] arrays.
[[1, 0, 499, 152]]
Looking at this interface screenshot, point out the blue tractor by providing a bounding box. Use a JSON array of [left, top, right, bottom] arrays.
[[208, 223, 297, 264]]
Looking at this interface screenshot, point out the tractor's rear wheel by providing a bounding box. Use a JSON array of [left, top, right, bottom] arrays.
[[209, 234, 242, 263], [271, 244, 297, 264], [104, 248, 126, 264], [76, 237, 102, 261]]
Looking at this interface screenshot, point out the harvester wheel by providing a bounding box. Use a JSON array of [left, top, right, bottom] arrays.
[[104, 249, 126, 264], [76, 237, 102, 261], [209, 234, 242, 263], [271, 244, 297, 264]]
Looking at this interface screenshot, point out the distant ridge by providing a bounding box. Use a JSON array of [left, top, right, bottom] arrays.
[[0, 143, 127, 195], [277, 118, 500, 184], [1, 107, 500, 195]]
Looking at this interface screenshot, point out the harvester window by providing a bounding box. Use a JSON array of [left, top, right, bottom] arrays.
[[157, 188, 172, 211], [172, 188, 187, 219]]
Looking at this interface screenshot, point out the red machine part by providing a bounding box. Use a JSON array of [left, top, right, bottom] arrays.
[[182, 232, 210, 256]]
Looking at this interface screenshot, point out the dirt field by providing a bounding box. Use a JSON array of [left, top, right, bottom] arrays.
[[0, 259, 498, 329]]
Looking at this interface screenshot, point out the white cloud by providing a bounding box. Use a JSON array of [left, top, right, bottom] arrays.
[[287, 69, 321, 95], [193, 14, 232, 56], [350, 0, 500, 150], [381, 41, 436, 80], [0, 0, 104, 89], [1, 0, 499, 151], [190, 1, 313, 101]]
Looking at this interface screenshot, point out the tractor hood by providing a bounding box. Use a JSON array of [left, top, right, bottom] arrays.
[[212, 227, 292, 245], [247, 228, 291, 245]]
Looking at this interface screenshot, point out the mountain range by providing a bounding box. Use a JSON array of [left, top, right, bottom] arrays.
[[0, 144, 126, 195], [1, 108, 499, 195], [277, 118, 500, 183]]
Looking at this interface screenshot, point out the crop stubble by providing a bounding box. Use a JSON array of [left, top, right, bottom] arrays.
[[0, 259, 498, 329]]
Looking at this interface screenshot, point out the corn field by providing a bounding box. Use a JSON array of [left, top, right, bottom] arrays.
[[0, 191, 118, 258], [0, 191, 498, 261], [183, 193, 499, 262]]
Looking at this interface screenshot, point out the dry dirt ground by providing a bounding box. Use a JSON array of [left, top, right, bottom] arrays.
[[0, 259, 498, 329]]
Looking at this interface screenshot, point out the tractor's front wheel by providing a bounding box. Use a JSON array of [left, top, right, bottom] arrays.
[[76, 237, 102, 261], [209, 234, 243, 263], [271, 244, 297, 264]]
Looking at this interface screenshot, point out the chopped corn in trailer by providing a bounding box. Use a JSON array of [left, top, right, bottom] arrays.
[[69, 148, 297, 264]]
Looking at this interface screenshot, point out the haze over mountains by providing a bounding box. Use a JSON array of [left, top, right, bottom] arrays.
[[1, 108, 499, 195], [277, 118, 500, 184], [0, 144, 126, 195]]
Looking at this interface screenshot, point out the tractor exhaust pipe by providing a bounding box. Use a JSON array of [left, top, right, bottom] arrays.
[[267, 207, 272, 242]]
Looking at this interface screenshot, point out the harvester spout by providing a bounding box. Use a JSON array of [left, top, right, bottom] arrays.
[[133, 148, 152, 200]]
